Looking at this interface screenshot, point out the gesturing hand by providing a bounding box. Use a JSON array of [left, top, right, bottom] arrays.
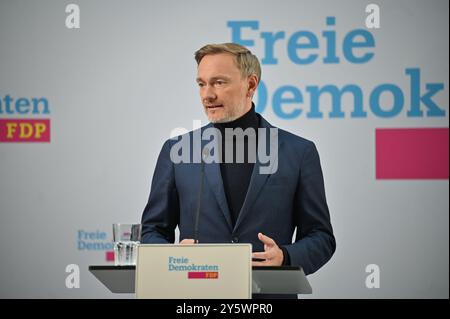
[[252, 233, 284, 266]]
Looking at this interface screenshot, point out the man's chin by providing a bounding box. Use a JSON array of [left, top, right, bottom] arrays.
[[209, 116, 236, 124], [209, 117, 228, 124], [207, 111, 231, 124]]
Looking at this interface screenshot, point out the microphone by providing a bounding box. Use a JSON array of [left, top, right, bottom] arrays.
[[194, 147, 209, 244]]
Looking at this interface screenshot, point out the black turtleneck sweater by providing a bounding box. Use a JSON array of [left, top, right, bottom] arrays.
[[214, 105, 259, 227]]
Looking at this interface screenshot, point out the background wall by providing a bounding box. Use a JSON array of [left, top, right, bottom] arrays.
[[0, 0, 448, 298]]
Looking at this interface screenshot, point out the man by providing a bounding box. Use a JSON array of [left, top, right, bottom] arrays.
[[141, 43, 335, 277]]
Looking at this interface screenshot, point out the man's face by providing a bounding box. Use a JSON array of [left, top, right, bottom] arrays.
[[196, 53, 250, 123]]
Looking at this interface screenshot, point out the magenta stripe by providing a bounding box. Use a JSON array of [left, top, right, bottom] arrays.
[[376, 128, 449, 179], [105, 251, 115, 262], [188, 272, 206, 279]]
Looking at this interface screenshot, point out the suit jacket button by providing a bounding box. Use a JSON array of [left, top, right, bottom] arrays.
[[232, 237, 239, 243]]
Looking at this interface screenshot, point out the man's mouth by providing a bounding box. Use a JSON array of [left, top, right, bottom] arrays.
[[206, 104, 224, 109]]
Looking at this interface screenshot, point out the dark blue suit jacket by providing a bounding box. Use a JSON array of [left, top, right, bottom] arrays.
[[141, 115, 335, 275]]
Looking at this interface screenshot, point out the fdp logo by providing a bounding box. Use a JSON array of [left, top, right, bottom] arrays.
[[0, 94, 51, 143], [0, 119, 50, 142]]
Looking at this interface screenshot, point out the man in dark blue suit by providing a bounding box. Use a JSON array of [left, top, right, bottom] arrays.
[[141, 43, 335, 278]]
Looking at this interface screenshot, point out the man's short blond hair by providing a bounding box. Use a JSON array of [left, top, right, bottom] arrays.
[[194, 43, 261, 81]]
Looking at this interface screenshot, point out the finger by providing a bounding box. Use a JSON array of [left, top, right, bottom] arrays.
[[180, 239, 195, 244], [252, 260, 269, 267], [252, 259, 278, 267], [258, 232, 275, 246]]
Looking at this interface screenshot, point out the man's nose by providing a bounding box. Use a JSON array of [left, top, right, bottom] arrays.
[[202, 85, 217, 102]]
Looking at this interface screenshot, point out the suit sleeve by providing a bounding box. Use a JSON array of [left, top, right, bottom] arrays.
[[283, 142, 336, 275], [140, 139, 179, 243]]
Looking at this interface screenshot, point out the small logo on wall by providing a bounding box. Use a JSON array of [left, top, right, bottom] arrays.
[[0, 94, 51, 143], [77, 230, 115, 262]]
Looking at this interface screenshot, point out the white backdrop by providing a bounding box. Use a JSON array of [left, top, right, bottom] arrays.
[[0, 0, 448, 298]]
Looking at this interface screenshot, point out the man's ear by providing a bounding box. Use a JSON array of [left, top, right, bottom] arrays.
[[247, 74, 259, 98]]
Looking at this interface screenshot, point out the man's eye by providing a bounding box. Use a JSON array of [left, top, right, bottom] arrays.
[[197, 82, 205, 87], [215, 81, 225, 86]]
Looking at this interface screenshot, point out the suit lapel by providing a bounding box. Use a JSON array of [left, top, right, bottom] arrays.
[[201, 125, 233, 231]]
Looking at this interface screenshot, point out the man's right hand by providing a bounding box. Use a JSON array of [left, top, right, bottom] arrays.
[[180, 239, 196, 244]]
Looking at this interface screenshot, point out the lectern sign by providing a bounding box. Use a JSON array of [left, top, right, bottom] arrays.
[[135, 244, 252, 299]]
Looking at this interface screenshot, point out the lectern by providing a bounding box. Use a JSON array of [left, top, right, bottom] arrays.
[[89, 244, 312, 298]]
